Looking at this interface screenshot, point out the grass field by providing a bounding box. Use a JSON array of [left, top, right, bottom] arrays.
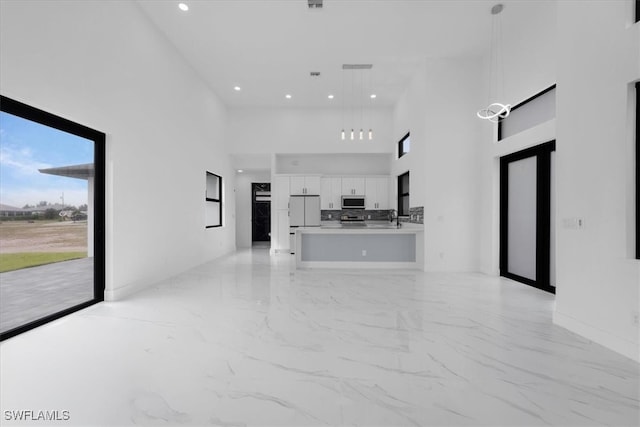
[[0, 220, 88, 272], [0, 251, 87, 273]]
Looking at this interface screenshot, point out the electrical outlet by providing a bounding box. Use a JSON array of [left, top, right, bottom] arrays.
[[633, 311, 639, 326], [362, 250, 367, 256], [328, 214, 331, 219], [368, 215, 371, 219]]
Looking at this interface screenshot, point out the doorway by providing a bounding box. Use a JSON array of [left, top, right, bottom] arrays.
[[252, 183, 271, 245], [500, 141, 555, 293]]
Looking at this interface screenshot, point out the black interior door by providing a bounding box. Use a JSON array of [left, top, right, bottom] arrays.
[[252, 183, 271, 242], [500, 141, 555, 294]]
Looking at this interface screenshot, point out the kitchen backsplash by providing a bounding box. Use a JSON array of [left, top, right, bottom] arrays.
[[399, 206, 424, 224], [321, 208, 424, 224], [321, 210, 390, 221]]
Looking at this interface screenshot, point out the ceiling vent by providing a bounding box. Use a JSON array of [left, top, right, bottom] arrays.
[[342, 64, 373, 70], [308, 0, 323, 9]]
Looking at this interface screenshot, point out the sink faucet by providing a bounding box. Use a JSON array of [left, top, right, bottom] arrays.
[[388, 209, 400, 228]]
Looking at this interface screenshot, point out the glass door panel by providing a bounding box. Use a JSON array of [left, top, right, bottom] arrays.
[[507, 156, 537, 281], [0, 96, 104, 339]]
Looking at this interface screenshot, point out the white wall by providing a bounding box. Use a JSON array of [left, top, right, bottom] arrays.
[[391, 58, 485, 272], [276, 153, 391, 175], [0, 0, 236, 300], [554, 0, 640, 361], [227, 107, 393, 155], [235, 171, 271, 249]]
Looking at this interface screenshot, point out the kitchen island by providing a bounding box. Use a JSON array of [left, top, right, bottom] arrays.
[[294, 223, 424, 269]]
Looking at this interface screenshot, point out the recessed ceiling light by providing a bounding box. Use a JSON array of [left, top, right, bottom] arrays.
[[237, 169, 243, 173], [178, 3, 189, 11], [328, 94, 334, 99], [370, 94, 377, 99], [285, 94, 292, 99], [234, 86, 241, 91]]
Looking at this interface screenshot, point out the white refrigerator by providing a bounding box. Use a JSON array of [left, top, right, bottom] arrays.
[[289, 195, 321, 254]]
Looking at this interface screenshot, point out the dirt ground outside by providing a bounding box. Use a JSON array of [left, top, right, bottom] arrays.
[[0, 220, 88, 254]]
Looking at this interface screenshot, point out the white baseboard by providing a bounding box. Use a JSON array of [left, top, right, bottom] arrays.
[[104, 280, 150, 301], [554, 311, 639, 362]]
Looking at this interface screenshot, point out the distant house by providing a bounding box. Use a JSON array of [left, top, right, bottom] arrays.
[[39, 163, 94, 256], [29, 203, 65, 215], [0, 204, 33, 218]]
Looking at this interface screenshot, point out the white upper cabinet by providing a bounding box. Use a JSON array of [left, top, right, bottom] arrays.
[[320, 177, 342, 210], [304, 176, 321, 194], [274, 175, 291, 210], [290, 175, 320, 195], [365, 177, 390, 210], [341, 177, 365, 195]]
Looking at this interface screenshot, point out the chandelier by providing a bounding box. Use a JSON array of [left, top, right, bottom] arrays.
[[477, 4, 511, 123]]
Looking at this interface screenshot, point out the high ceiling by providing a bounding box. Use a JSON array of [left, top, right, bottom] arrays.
[[136, 0, 552, 108]]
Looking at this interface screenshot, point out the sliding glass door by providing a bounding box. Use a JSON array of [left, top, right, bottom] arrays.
[[0, 96, 105, 340], [500, 141, 555, 293]]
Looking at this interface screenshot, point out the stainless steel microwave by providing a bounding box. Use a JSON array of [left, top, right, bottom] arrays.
[[341, 196, 366, 209]]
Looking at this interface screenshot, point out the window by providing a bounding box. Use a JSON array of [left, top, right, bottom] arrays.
[[636, 0, 639, 23], [0, 95, 105, 340], [398, 171, 410, 216], [398, 132, 410, 158], [205, 172, 222, 228], [498, 85, 556, 141]]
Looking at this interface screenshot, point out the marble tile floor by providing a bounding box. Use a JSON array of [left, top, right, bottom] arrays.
[[0, 257, 94, 334], [0, 249, 638, 426]]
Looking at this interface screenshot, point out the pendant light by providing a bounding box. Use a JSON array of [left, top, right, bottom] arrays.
[[340, 68, 346, 140], [368, 70, 374, 140], [359, 69, 364, 140], [477, 4, 511, 123], [340, 64, 373, 141]]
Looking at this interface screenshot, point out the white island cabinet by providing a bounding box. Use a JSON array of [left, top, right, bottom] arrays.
[[295, 226, 424, 269]]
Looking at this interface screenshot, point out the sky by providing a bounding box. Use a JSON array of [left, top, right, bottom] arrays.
[[0, 111, 94, 208]]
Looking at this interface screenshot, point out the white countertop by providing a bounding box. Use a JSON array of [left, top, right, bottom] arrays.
[[297, 222, 424, 233]]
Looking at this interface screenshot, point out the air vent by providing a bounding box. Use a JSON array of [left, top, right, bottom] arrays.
[[308, 0, 322, 9], [342, 64, 373, 70], [310, 71, 321, 77]]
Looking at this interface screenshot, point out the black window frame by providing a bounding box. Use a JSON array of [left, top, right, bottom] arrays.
[[636, 0, 639, 23], [205, 171, 223, 228], [398, 132, 410, 158], [497, 84, 556, 141], [0, 95, 106, 341], [398, 171, 410, 216], [635, 82, 640, 259]]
